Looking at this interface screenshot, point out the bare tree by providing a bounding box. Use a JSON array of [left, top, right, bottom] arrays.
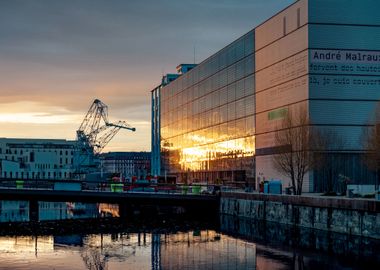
[[81, 247, 108, 270], [272, 106, 328, 195]]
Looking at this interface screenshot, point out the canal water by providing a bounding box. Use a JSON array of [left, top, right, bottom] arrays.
[[0, 200, 379, 269]]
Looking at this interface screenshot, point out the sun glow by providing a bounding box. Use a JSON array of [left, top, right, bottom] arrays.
[[178, 137, 255, 171], [0, 101, 82, 124], [0, 113, 75, 124]]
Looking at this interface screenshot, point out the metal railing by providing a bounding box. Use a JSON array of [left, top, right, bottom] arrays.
[[0, 179, 229, 196]]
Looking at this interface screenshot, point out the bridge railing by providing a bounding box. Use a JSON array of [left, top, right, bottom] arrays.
[[0, 179, 230, 195]]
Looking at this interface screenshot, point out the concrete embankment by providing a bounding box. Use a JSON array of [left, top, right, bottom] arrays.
[[220, 192, 380, 239]]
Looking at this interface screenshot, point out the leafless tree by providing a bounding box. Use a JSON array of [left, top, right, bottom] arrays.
[[272, 105, 332, 195], [81, 247, 108, 270]]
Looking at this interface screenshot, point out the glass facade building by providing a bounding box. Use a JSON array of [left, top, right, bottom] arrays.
[[156, 31, 255, 184], [152, 0, 380, 191]]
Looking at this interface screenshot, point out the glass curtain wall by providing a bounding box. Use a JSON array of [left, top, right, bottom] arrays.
[[160, 30, 255, 184]]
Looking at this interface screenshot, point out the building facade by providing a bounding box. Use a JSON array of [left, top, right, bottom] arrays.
[[100, 152, 151, 180], [0, 138, 76, 180], [151, 84, 162, 177], [255, 0, 380, 192], [152, 0, 380, 191], [153, 33, 255, 185]]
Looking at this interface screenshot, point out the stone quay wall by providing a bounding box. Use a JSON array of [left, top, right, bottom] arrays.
[[220, 192, 380, 239]]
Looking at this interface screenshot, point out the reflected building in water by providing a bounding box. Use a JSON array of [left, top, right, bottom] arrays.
[[0, 227, 377, 269], [0, 200, 28, 222], [158, 231, 256, 270], [0, 200, 104, 222], [0, 231, 255, 270]]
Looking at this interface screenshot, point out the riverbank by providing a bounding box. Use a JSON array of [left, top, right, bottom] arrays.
[[220, 192, 380, 239]]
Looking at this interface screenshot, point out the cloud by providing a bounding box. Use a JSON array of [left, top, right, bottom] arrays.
[[0, 0, 294, 150]]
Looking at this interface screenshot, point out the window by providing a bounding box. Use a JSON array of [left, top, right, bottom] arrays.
[[283, 16, 286, 36]]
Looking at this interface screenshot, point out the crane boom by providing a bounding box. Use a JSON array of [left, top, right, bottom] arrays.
[[76, 99, 136, 157]]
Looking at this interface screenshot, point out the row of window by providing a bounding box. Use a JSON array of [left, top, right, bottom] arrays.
[[160, 31, 254, 99], [162, 54, 254, 104], [2, 171, 72, 179], [35, 159, 73, 169], [2, 156, 73, 165], [161, 116, 255, 150], [161, 75, 254, 127], [161, 96, 255, 140], [162, 136, 255, 173], [0, 148, 74, 156]]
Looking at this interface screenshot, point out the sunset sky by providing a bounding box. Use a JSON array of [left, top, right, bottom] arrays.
[[0, 0, 293, 152]]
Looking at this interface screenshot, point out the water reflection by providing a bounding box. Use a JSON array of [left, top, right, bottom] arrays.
[[0, 201, 28, 222], [221, 215, 380, 270], [40, 202, 99, 221], [0, 202, 379, 269], [0, 231, 255, 270], [0, 200, 119, 222]]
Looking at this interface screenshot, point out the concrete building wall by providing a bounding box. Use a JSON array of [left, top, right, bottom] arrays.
[[255, 0, 311, 192], [255, 0, 380, 192], [307, 0, 380, 191]]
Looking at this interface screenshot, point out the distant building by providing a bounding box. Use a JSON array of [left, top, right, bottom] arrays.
[[0, 138, 76, 180], [151, 0, 380, 192], [100, 152, 151, 180]]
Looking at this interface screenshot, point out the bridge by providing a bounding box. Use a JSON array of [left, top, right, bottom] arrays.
[[0, 181, 220, 222]]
